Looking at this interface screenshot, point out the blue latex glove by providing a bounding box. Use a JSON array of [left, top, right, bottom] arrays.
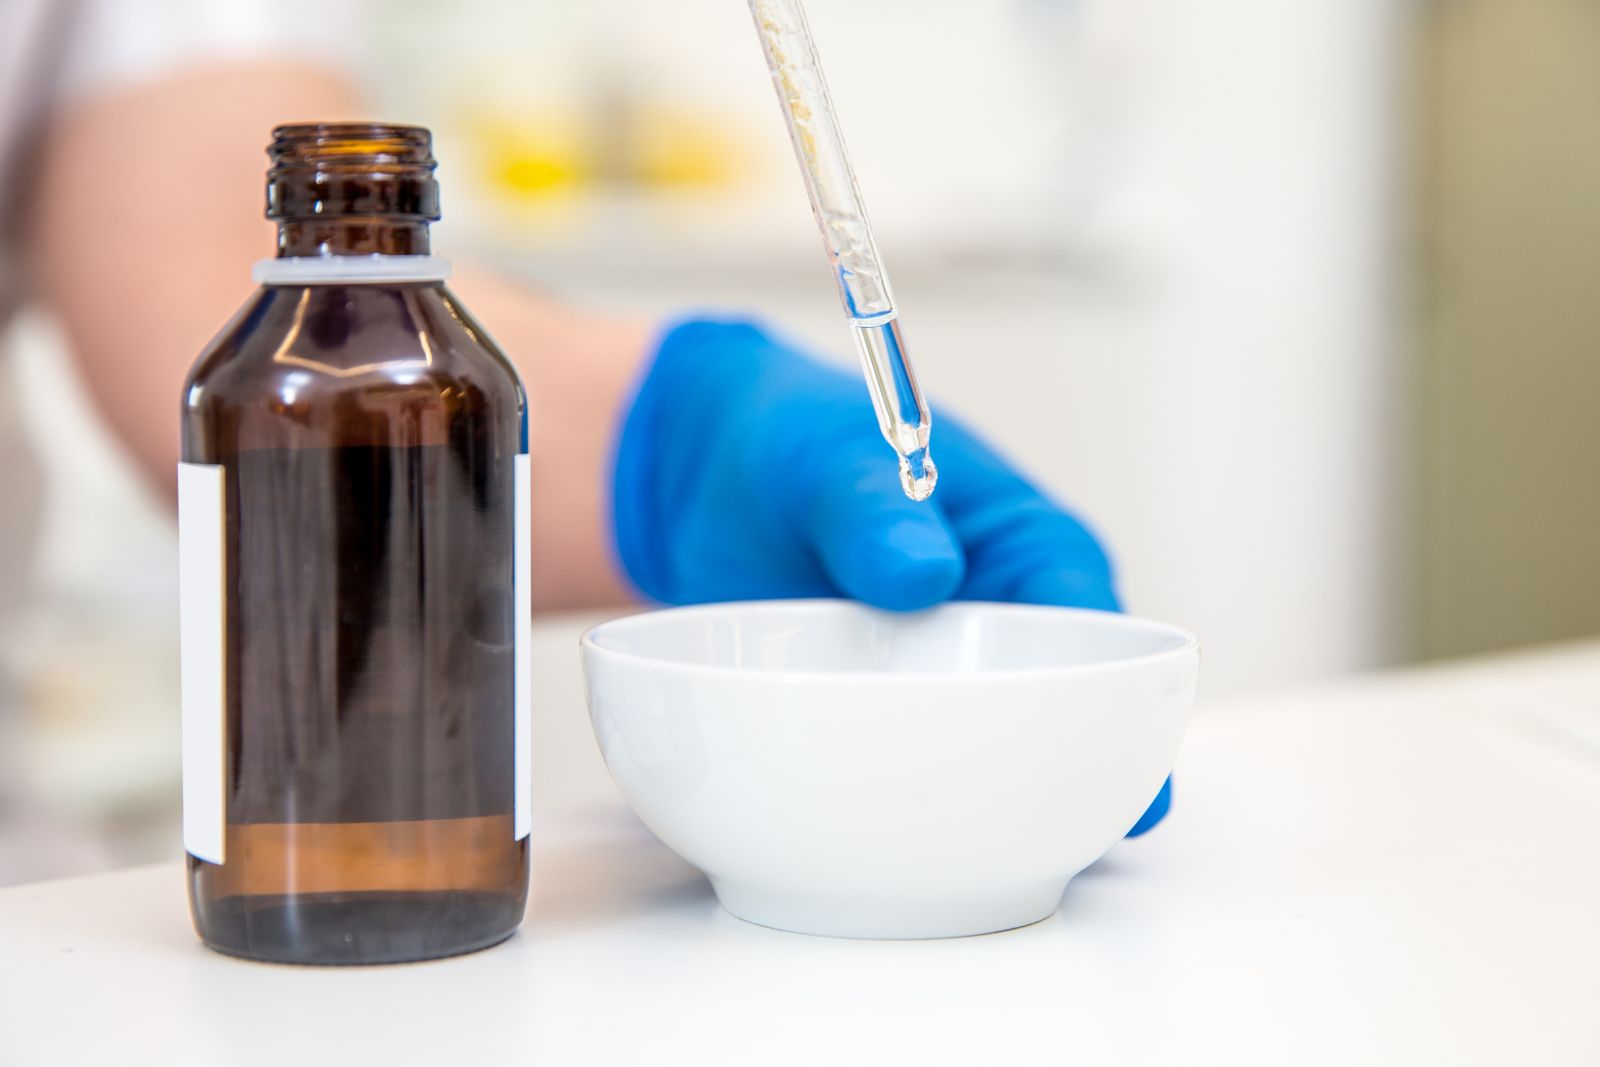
[[613, 318, 1170, 836]]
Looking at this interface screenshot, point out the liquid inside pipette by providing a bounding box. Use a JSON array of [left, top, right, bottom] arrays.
[[850, 313, 936, 501]]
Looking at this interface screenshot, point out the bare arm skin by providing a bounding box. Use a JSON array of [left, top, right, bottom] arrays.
[[26, 60, 646, 609]]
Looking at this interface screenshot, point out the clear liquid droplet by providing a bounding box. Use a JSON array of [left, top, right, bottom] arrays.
[[899, 449, 937, 502]]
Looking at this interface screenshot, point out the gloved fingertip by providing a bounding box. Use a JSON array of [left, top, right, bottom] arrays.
[[1012, 568, 1122, 613], [1125, 775, 1172, 837], [821, 513, 965, 612]]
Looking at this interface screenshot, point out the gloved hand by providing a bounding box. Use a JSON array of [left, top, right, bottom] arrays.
[[612, 318, 1170, 836]]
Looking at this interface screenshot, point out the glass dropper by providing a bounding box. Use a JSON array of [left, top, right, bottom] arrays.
[[746, 0, 937, 501]]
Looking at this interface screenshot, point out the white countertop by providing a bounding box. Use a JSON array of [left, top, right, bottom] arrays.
[[3, 618, 1599, 1066]]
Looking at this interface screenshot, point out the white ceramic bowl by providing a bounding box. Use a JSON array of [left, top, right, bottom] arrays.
[[580, 600, 1198, 939]]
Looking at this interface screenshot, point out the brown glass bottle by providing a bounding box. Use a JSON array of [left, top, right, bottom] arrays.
[[180, 125, 529, 964]]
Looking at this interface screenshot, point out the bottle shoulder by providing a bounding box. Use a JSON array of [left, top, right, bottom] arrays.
[[183, 283, 524, 453], [184, 283, 523, 412]]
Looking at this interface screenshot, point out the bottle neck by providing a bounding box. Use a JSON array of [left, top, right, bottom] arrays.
[[276, 220, 431, 258], [265, 123, 440, 259]]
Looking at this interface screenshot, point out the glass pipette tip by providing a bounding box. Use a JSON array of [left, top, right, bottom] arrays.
[[850, 314, 936, 500]]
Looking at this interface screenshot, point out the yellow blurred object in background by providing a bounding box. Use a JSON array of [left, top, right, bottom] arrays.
[[464, 104, 747, 205], [468, 109, 591, 198], [627, 105, 745, 188]]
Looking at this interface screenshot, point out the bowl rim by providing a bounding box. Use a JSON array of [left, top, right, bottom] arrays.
[[579, 598, 1200, 684]]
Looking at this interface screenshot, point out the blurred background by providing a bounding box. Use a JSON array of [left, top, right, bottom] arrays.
[[3, 0, 1597, 882]]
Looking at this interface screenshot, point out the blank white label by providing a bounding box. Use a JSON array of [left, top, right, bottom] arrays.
[[514, 453, 532, 840], [178, 462, 226, 865]]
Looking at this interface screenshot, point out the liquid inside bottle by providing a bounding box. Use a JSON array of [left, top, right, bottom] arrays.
[[179, 125, 529, 964]]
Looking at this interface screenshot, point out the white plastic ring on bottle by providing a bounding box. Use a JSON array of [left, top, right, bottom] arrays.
[[252, 255, 452, 286]]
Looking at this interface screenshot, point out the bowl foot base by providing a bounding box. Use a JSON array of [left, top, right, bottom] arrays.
[[710, 879, 1068, 940]]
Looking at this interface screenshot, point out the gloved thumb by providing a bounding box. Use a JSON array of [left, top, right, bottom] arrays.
[[803, 450, 965, 611]]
